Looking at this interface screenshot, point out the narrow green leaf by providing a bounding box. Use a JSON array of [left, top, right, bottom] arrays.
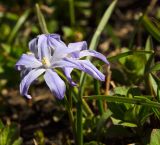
[[141, 15, 160, 42], [151, 74, 160, 101], [150, 129, 160, 145], [8, 9, 30, 43], [120, 122, 137, 127], [89, 0, 117, 51], [77, 2, 117, 144], [152, 108, 160, 120], [94, 79, 104, 115], [108, 50, 153, 62], [35, 4, 49, 34], [83, 95, 160, 108], [80, 0, 117, 92], [152, 17, 160, 30], [145, 36, 153, 60], [69, 0, 75, 27], [140, 112, 153, 125]]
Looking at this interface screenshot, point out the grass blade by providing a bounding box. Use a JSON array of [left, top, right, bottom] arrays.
[[80, 0, 117, 91], [141, 15, 160, 42], [8, 9, 30, 43], [83, 95, 160, 108], [36, 4, 49, 34], [108, 50, 153, 62]]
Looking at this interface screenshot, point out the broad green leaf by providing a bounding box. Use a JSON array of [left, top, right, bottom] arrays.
[[150, 129, 160, 145], [113, 87, 129, 96]]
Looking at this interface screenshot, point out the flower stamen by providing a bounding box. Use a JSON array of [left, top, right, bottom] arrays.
[[42, 57, 51, 67]]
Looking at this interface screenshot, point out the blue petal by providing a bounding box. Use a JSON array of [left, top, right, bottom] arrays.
[[50, 41, 88, 63], [51, 41, 88, 62], [52, 58, 84, 69], [29, 38, 38, 58], [15, 54, 42, 70], [44, 69, 66, 99], [71, 50, 109, 64], [77, 60, 105, 81], [63, 68, 76, 86], [49, 34, 61, 40], [60, 58, 105, 81], [53, 58, 105, 81], [68, 41, 87, 52], [20, 69, 45, 99], [48, 34, 66, 47], [38, 34, 51, 60]]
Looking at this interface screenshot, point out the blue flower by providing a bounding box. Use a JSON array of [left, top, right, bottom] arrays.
[[15, 34, 109, 99]]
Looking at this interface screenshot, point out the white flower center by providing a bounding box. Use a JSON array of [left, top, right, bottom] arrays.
[[41, 57, 51, 68]]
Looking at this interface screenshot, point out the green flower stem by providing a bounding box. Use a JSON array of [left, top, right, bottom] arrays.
[[83, 95, 160, 108], [64, 96, 77, 144], [94, 80, 104, 115], [69, 0, 75, 27], [76, 87, 83, 145]]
